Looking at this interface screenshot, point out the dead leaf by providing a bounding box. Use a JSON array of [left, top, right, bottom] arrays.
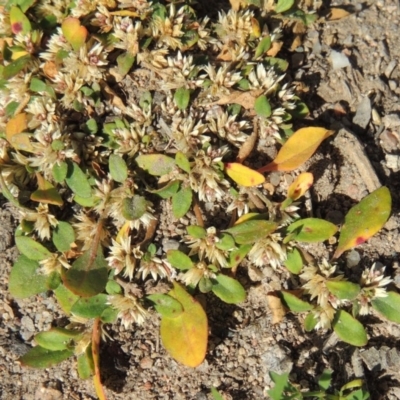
[[6, 113, 27, 142], [236, 118, 258, 163], [327, 7, 351, 21], [43, 61, 58, 79], [266, 41, 283, 57], [217, 45, 233, 61], [290, 34, 303, 51], [207, 89, 263, 110], [100, 81, 127, 112], [229, 0, 244, 11], [293, 22, 306, 35], [267, 292, 287, 324]]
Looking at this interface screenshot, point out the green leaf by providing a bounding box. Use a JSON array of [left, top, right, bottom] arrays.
[[167, 250, 193, 270], [255, 36, 272, 58], [210, 387, 224, 400], [291, 101, 309, 118], [285, 218, 338, 243], [61, 248, 108, 297], [100, 307, 118, 323], [254, 95, 272, 118], [10, 6, 31, 34], [326, 280, 361, 301], [65, 161, 92, 198], [61, 17, 87, 51], [52, 221, 75, 252], [186, 225, 206, 239], [1, 55, 30, 79], [275, 0, 295, 13], [19, 346, 73, 368], [105, 280, 122, 295], [225, 220, 277, 244], [85, 118, 98, 134], [334, 187, 391, 258], [371, 291, 400, 323], [109, 154, 128, 183], [52, 161, 68, 183], [121, 195, 147, 220], [318, 369, 332, 391], [29, 77, 47, 93], [172, 186, 192, 218], [199, 277, 213, 293], [71, 293, 108, 318], [35, 328, 82, 351], [265, 57, 289, 73], [8, 255, 48, 299], [174, 87, 190, 110], [175, 151, 191, 173], [332, 310, 367, 347], [304, 312, 318, 332], [228, 244, 252, 268], [215, 233, 235, 251], [284, 248, 303, 274], [160, 282, 208, 367], [116, 52, 135, 77], [211, 274, 246, 304], [267, 372, 291, 400], [54, 284, 79, 315], [77, 346, 94, 379], [147, 293, 184, 318], [46, 271, 61, 290], [73, 194, 97, 207], [280, 290, 313, 312], [136, 154, 176, 176], [151, 180, 180, 199], [15, 236, 51, 260]]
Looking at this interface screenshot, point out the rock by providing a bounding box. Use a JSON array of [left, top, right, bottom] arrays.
[[330, 50, 351, 69], [353, 96, 372, 131], [346, 250, 361, 268], [262, 344, 293, 386]]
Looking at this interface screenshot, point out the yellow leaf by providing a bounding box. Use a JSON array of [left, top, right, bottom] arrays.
[[234, 212, 261, 225], [225, 162, 265, 187], [11, 50, 29, 60], [6, 113, 27, 142], [61, 18, 88, 51], [258, 127, 334, 172], [160, 283, 207, 367], [116, 221, 131, 243], [10, 133, 35, 152], [287, 172, 313, 201], [31, 174, 63, 206], [110, 10, 139, 17]]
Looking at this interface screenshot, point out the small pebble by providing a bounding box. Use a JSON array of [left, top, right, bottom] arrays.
[[330, 50, 351, 69], [385, 60, 397, 79], [346, 250, 361, 268], [353, 96, 372, 130]]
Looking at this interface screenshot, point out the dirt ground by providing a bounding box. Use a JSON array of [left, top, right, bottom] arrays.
[[1, 0, 400, 399]]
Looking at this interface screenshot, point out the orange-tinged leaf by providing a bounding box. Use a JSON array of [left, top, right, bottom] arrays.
[[160, 282, 207, 367], [327, 7, 351, 20], [10, 133, 35, 152], [6, 113, 27, 142], [225, 162, 265, 187], [333, 187, 391, 259], [61, 18, 88, 51], [258, 127, 334, 172], [287, 172, 313, 201]]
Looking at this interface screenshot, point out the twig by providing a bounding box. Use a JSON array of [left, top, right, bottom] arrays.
[[193, 194, 204, 227]]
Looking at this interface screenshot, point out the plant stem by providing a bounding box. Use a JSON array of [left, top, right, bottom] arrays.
[[92, 318, 107, 400]]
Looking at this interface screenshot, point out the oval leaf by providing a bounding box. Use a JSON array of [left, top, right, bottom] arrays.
[[10, 6, 31, 34], [151, 180, 180, 199], [371, 291, 400, 323], [121, 195, 147, 220], [167, 250, 193, 270], [54, 284, 79, 315], [326, 280, 360, 301], [280, 290, 313, 312], [286, 218, 338, 243], [225, 220, 277, 244], [52, 221, 75, 252], [109, 154, 128, 182], [174, 87, 190, 110], [61, 17, 88, 51], [71, 294, 108, 318], [254, 95, 272, 118], [175, 151, 191, 173], [5, 113, 27, 142], [275, 0, 295, 13], [211, 274, 246, 304], [65, 162, 92, 198], [333, 187, 391, 259], [284, 247, 303, 274], [304, 312, 318, 332], [53, 161, 68, 183], [332, 310, 367, 347], [258, 127, 334, 172], [9, 255, 48, 299], [172, 186, 192, 218], [160, 282, 208, 367], [136, 154, 176, 176], [19, 346, 73, 368], [225, 162, 265, 187], [147, 293, 184, 318], [35, 328, 82, 351], [186, 225, 206, 239], [15, 236, 51, 260], [255, 36, 272, 58]]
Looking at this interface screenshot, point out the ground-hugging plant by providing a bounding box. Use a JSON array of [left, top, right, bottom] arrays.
[[0, 0, 398, 398]]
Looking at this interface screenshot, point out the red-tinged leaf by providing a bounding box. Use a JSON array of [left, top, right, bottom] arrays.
[[285, 218, 338, 243], [160, 282, 208, 367], [61, 18, 88, 51], [61, 247, 108, 297], [287, 172, 313, 201], [5, 113, 27, 142], [31, 173, 63, 206], [333, 187, 391, 259], [225, 162, 265, 187], [258, 127, 334, 172], [10, 6, 31, 35]]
